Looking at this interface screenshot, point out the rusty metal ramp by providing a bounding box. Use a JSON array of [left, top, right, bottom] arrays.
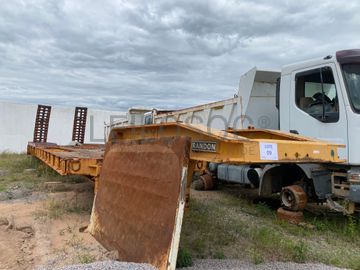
[[88, 137, 191, 270], [33, 104, 51, 143]]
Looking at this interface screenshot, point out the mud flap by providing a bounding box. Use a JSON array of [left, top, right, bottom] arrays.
[[88, 137, 191, 270]]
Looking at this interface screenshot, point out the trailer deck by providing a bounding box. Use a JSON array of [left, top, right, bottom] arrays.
[[27, 142, 104, 182]]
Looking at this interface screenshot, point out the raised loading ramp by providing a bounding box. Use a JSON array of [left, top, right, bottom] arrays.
[[33, 105, 51, 143], [72, 107, 88, 144], [88, 137, 191, 270]]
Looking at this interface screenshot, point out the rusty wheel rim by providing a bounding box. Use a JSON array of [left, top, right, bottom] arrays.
[[281, 188, 296, 209], [281, 185, 307, 211]]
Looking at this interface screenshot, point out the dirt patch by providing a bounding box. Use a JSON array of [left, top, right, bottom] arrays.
[[0, 182, 110, 270], [0, 223, 35, 269], [0, 185, 32, 201]]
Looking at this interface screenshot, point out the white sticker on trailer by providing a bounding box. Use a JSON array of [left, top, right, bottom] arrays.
[[259, 142, 278, 160]]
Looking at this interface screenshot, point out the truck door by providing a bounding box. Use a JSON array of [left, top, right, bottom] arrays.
[[289, 64, 348, 160]]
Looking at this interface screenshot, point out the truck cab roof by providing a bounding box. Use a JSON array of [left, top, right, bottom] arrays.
[[281, 55, 335, 75], [281, 49, 360, 75]]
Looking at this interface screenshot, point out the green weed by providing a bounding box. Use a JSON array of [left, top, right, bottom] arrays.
[[176, 248, 193, 268], [291, 241, 308, 263]]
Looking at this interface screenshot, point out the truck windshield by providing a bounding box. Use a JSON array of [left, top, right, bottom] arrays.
[[342, 63, 360, 112]]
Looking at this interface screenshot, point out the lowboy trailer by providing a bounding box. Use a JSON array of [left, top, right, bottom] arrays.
[[28, 116, 344, 270]]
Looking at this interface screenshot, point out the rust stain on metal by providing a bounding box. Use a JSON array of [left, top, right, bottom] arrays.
[[88, 136, 191, 270]]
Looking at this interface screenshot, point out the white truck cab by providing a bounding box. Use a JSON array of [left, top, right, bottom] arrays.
[[281, 49, 360, 165]]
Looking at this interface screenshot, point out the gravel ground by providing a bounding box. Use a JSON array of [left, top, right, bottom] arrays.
[[37, 259, 348, 270], [36, 261, 157, 270], [183, 259, 348, 270]]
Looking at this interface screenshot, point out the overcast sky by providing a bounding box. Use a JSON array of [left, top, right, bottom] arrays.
[[0, 0, 359, 111]]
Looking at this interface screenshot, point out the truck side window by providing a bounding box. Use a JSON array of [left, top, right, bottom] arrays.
[[295, 67, 339, 123]]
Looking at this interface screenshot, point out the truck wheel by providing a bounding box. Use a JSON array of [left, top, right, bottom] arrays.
[[277, 207, 304, 224], [191, 179, 205, 190], [281, 185, 307, 211], [200, 174, 215, 190], [190, 173, 215, 191]]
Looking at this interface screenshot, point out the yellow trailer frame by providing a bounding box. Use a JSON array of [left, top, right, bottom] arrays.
[[106, 122, 345, 211], [27, 142, 104, 182], [28, 122, 345, 192], [109, 123, 344, 164]]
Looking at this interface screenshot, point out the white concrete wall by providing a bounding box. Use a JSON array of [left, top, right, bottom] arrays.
[[0, 101, 124, 153]]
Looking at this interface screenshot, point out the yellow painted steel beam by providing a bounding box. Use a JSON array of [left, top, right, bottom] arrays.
[[227, 128, 325, 141], [27, 143, 103, 178], [109, 123, 345, 164]]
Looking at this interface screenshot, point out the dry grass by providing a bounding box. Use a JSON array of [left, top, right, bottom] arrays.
[[0, 153, 87, 193], [34, 193, 93, 221], [181, 188, 360, 269], [2, 154, 360, 269]]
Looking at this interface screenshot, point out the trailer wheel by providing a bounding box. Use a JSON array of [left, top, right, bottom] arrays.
[[281, 185, 307, 211], [191, 179, 205, 190], [191, 173, 215, 191], [200, 174, 215, 190]]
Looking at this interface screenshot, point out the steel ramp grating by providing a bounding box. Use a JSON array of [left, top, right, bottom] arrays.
[[33, 105, 52, 143], [72, 107, 88, 144]]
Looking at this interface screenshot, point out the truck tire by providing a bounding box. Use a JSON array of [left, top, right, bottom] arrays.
[[200, 174, 215, 190], [190, 173, 215, 191], [191, 179, 205, 191], [281, 185, 307, 211]]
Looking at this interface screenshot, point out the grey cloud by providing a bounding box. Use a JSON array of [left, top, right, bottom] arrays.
[[0, 0, 359, 111]]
